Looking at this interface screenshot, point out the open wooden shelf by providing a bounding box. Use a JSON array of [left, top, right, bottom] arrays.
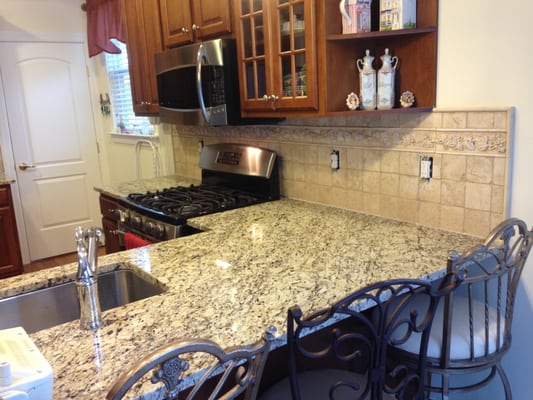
[[326, 106, 433, 117], [327, 26, 437, 41], [322, 0, 438, 114]]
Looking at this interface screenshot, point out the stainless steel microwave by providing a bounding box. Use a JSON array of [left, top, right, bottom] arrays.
[[155, 38, 247, 126]]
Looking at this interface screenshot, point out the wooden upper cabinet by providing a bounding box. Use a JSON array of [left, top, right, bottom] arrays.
[[235, 0, 318, 116], [122, 0, 164, 116], [159, 0, 194, 46], [160, 0, 232, 48]]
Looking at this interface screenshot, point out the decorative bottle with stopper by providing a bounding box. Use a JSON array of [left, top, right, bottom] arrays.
[[377, 48, 398, 110], [356, 49, 376, 110]]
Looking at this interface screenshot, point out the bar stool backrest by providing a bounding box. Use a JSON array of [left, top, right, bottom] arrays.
[[107, 327, 275, 400]]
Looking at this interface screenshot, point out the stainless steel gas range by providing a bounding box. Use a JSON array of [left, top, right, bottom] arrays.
[[116, 143, 279, 247]]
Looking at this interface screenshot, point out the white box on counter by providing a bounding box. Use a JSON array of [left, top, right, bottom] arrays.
[[0, 327, 53, 400], [380, 0, 417, 31]]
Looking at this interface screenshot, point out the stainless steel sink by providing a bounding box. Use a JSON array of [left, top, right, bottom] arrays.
[[0, 269, 165, 333]]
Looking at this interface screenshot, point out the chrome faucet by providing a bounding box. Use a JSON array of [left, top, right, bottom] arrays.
[[75, 226, 103, 330]]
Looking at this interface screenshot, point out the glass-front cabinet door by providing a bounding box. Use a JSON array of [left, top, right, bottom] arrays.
[[236, 0, 317, 114]]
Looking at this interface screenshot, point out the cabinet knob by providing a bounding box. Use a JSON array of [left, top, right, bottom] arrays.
[[262, 94, 279, 102], [181, 27, 189, 33], [192, 24, 200, 31]]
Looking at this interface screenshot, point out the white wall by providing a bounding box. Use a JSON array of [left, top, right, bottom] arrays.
[[438, 1, 533, 398], [0, 0, 174, 186], [0, 0, 83, 35], [88, 55, 174, 183]]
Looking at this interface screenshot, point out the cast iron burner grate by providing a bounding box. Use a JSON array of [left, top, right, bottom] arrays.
[[126, 185, 260, 219]]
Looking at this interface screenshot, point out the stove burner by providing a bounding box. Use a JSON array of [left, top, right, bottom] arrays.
[[126, 185, 260, 220]]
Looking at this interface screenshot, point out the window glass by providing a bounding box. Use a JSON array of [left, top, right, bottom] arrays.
[[104, 40, 154, 135]]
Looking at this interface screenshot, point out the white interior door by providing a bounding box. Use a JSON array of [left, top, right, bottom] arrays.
[[0, 42, 102, 261]]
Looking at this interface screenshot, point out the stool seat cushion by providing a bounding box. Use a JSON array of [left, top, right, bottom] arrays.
[[395, 295, 504, 360]]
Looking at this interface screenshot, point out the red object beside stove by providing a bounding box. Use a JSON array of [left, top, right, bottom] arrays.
[[124, 232, 151, 250]]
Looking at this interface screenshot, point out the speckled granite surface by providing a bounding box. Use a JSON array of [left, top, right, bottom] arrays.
[[94, 174, 200, 199], [0, 198, 480, 399]]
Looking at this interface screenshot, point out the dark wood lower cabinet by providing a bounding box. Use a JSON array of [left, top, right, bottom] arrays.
[[99, 194, 122, 254], [0, 184, 23, 278]]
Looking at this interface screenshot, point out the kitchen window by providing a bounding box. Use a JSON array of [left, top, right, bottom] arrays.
[[105, 40, 154, 135]]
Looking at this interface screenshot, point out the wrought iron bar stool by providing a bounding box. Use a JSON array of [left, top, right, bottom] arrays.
[[260, 273, 464, 400], [390, 218, 533, 399], [107, 326, 276, 400]]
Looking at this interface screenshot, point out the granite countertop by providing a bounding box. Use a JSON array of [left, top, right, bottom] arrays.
[[94, 174, 200, 199], [0, 198, 480, 398]]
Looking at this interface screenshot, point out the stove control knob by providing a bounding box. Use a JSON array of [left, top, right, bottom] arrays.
[[153, 224, 166, 239], [147, 222, 165, 238], [118, 210, 130, 223], [131, 215, 142, 228], [146, 221, 155, 234]]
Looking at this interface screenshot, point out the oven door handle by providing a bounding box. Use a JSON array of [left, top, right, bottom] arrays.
[[196, 44, 211, 125]]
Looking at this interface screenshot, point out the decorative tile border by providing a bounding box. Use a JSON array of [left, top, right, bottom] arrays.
[[171, 109, 510, 156]]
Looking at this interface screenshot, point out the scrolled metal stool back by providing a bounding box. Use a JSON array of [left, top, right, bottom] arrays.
[[107, 326, 276, 400]]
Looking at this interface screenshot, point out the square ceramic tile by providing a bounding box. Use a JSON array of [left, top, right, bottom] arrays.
[[466, 156, 493, 184]]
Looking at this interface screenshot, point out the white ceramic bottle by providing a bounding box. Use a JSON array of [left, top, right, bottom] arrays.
[[377, 48, 398, 110], [356, 49, 376, 110]]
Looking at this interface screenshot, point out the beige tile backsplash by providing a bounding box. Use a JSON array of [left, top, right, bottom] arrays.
[[169, 108, 512, 237]]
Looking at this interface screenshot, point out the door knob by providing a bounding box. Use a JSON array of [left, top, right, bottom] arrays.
[[18, 162, 36, 171]]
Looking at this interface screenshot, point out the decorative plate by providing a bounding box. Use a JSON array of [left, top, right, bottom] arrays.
[[400, 91, 415, 108], [346, 92, 360, 110]]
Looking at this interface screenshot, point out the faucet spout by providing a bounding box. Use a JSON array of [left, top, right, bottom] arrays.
[[75, 226, 103, 330]]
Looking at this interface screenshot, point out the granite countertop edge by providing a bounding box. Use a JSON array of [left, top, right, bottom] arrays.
[[94, 174, 200, 199]]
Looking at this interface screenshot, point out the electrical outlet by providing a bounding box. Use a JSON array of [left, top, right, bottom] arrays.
[[420, 156, 433, 180], [330, 150, 340, 170]]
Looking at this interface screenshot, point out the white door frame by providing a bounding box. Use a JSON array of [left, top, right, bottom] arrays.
[[0, 32, 110, 264]]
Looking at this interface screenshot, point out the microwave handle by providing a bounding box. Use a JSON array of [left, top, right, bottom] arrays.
[[196, 44, 211, 125]]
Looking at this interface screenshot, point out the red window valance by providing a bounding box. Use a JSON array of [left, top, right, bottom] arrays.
[[85, 0, 125, 57]]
